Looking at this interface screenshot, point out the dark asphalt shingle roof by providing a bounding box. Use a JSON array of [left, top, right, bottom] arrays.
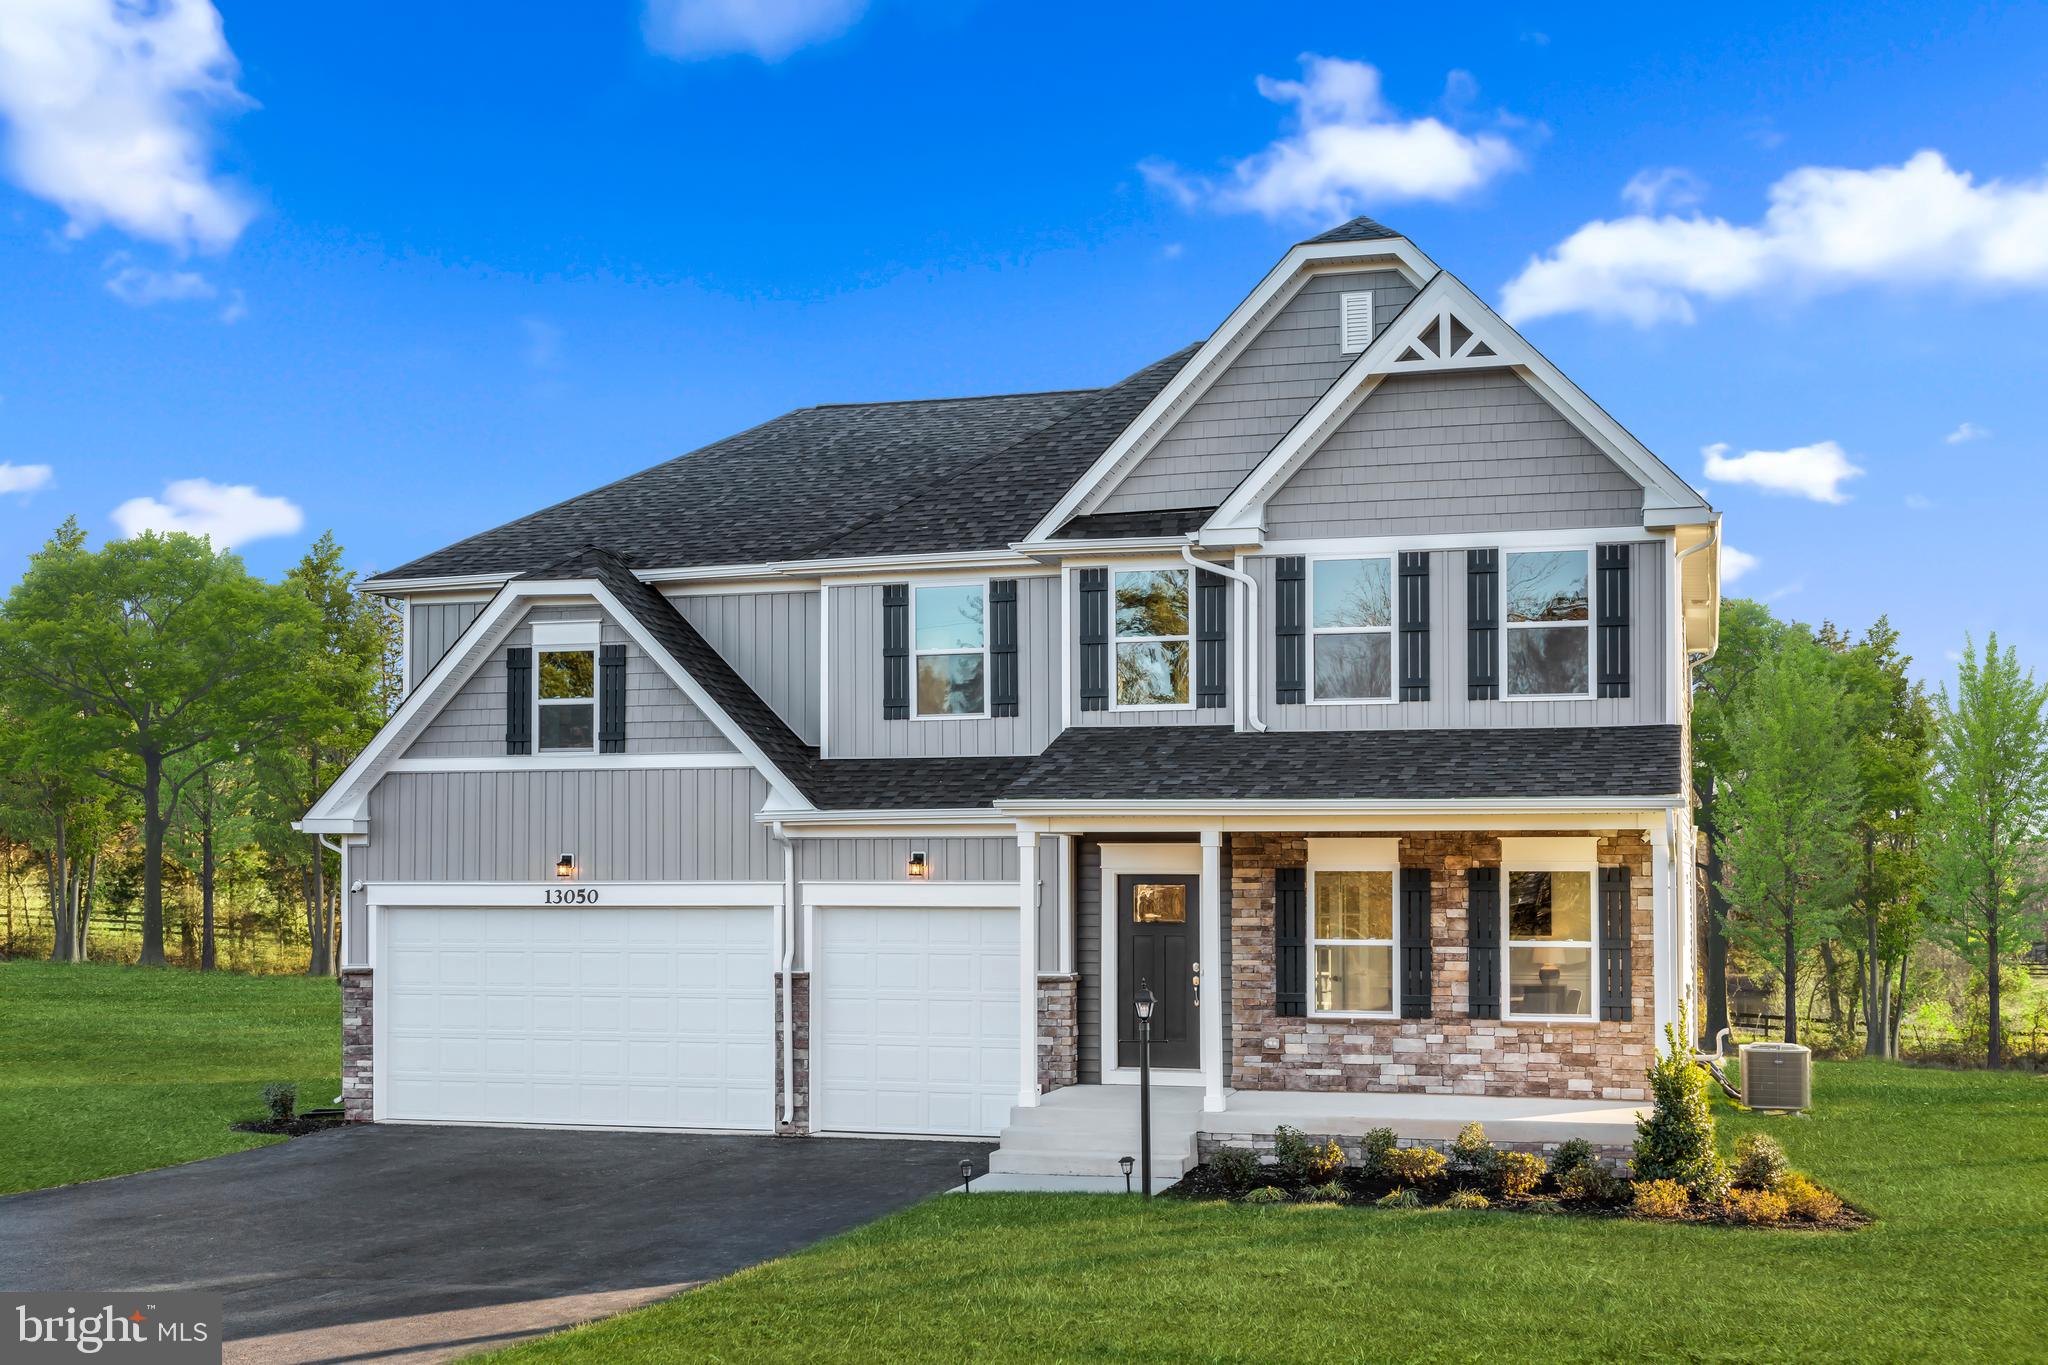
[[1300, 215, 1403, 245], [1055, 506, 1216, 540]]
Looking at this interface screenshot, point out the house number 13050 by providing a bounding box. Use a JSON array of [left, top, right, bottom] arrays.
[[544, 887, 600, 905]]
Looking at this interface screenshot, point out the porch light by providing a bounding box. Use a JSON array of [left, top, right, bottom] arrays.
[[907, 850, 930, 880], [555, 854, 575, 879]]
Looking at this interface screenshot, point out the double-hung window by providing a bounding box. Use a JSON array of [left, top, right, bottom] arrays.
[[1309, 556, 1394, 701], [1504, 549, 1592, 698], [1112, 568, 1190, 707], [1308, 840, 1398, 1017], [536, 648, 596, 752], [1504, 863, 1597, 1020], [913, 583, 987, 717]]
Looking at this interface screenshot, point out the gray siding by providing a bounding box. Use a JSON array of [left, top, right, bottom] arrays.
[[362, 767, 779, 883], [1253, 544, 1673, 729], [825, 577, 1062, 758], [1097, 269, 1416, 515], [1068, 571, 1233, 729], [405, 603, 735, 758], [671, 589, 820, 745], [1264, 370, 1644, 539], [408, 599, 487, 686], [797, 836, 1019, 883]]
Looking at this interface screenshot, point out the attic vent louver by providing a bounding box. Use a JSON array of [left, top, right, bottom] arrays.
[[1339, 291, 1374, 354]]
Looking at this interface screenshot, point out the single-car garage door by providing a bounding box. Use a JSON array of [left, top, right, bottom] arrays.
[[380, 906, 773, 1130], [813, 906, 1018, 1137]]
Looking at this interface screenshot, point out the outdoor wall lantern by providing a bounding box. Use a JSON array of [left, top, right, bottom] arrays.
[[906, 850, 930, 880], [555, 854, 576, 880]]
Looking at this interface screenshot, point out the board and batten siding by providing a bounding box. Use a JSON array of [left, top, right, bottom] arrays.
[[1095, 268, 1417, 516], [1251, 544, 1673, 728], [404, 603, 735, 758], [825, 577, 1061, 759], [407, 599, 487, 686], [1263, 370, 1644, 540], [670, 588, 821, 745], [361, 767, 779, 884]]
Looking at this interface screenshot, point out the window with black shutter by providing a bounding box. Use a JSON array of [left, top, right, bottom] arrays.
[[1599, 866, 1633, 1020], [1274, 556, 1305, 705], [1597, 543, 1631, 699], [1399, 551, 1430, 702], [1466, 548, 1498, 700], [1275, 866, 1307, 1017], [597, 643, 626, 753], [881, 584, 909, 720], [504, 647, 531, 755], [989, 579, 1019, 717], [1078, 568, 1109, 712], [1400, 867, 1433, 1018], [1467, 866, 1501, 1018]]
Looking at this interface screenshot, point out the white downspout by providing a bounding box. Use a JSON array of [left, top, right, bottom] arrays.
[[1183, 539, 1265, 731], [770, 821, 797, 1129]]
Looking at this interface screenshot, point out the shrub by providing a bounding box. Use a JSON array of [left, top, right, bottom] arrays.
[[262, 1083, 297, 1123], [1450, 1121, 1498, 1175], [1272, 1126, 1345, 1183], [1548, 1137, 1596, 1179], [1496, 1150, 1545, 1199], [1380, 1145, 1448, 1186], [1631, 1178, 1690, 1219], [1360, 1127, 1400, 1177], [1302, 1180, 1348, 1203], [1242, 1185, 1288, 1205], [1375, 1187, 1422, 1209], [1633, 1005, 1730, 1201], [1560, 1162, 1628, 1206], [1207, 1145, 1261, 1195], [1440, 1188, 1491, 1210], [1723, 1188, 1791, 1225], [1779, 1174, 1843, 1221], [1732, 1132, 1791, 1191]]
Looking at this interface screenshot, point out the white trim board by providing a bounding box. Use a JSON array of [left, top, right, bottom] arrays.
[[365, 881, 787, 908], [386, 753, 749, 774]]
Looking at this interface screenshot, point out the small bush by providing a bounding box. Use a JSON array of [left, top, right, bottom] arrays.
[[1732, 1132, 1791, 1191], [1360, 1127, 1399, 1177], [1496, 1150, 1545, 1199], [1723, 1188, 1791, 1225], [1548, 1137, 1596, 1178], [262, 1083, 297, 1123], [1270, 1126, 1344, 1183], [1302, 1180, 1348, 1203], [1375, 1187, 1422, 1209], [1380, 1145, 1448, 1186], [1242, 1185, 1289, 1205], [1633, 1004, 1730, 1201], [1631, 1178, 1690, 1219], [1450, 1121, 1497, 1175], [1780, 1174, 1843, 1221], [1560, 1162, 1628, 1206], [1207, 1145, 1261, 1195], [1440, 1188, 1491, 1210]]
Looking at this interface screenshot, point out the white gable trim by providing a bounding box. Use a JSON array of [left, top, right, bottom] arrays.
[[1023, 238, 1439, 544], [1201, 271, 1713, 541], [300, 579, 813, 832]]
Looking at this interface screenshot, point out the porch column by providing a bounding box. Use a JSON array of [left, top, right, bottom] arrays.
[[1200, 829, 1226, 1113], [1650, 817, 1675, 1041], [1018, 830, 1041, 1109]]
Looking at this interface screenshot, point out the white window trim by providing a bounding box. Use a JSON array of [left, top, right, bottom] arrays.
[[1307, 838, 1400, 1021], [535, 645, 599, 755], [1500, 840, 1600, 1024], [910, 578, 992, 720], [1110, 564, 1194, 712], [1503, 546, 1596, 702], [1307, 553, 1398, 705]]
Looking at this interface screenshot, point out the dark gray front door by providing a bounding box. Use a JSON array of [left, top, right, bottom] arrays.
[[1117, 874, 1200, 1070]]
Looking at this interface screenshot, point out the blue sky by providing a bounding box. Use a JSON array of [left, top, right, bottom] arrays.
[[2, 2, 2045, 683]]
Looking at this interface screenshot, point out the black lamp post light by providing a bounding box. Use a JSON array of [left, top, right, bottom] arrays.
[[1134, 980, 1156, 1200], [959, 1158, 975, 1194], [1119, 1154, 1135, 1194]]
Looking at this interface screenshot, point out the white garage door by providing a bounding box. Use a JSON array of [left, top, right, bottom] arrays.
[[813, 906, 1019, 1137], [380, 906, 773, 1131]]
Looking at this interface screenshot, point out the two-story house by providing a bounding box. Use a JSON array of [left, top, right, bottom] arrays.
[[303, 218, 1722, 1181]]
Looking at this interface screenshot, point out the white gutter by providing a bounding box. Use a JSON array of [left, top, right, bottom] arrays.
[[1182, 538, 1264, 732], [998, 795, 1686, 817], [770, 820, 797, 1129]]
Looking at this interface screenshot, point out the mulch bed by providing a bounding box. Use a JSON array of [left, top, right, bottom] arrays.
[[231, 1110, 347, 1138]]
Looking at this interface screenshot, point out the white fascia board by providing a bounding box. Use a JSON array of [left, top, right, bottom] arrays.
[[758, 806, 1015, 829], [358, 571, 516, 595], [1009, 536, 1197, 559], [387, 753, 751, 774], [1024, 239, 1438, 544], [293, 816, 370, 836], [997, 796, 1683, 819]]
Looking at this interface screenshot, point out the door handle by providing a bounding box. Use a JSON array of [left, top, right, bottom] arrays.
[[1192, 961, 1201, 1009]]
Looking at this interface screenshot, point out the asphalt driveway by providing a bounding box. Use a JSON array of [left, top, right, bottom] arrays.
[[1, 1124, 992, 1362]]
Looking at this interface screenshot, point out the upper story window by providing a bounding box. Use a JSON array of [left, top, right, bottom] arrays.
[[1310, 556, 1393, 702], [913, 583, 987, 717], [1505, 866, 1596, 1020], [537, 648, 596, 751], [1504, 549, 1591, 698], [1113, 568, 1189, 708]]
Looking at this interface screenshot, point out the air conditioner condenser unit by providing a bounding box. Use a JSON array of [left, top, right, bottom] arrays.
[[1738, 1041, 1811, 1112]]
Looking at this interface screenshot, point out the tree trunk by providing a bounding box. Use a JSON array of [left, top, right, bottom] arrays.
[[139, 752, 167, 966], [199, 808, 217, 973], [1782, 900, 1799, 1044], [1986, 878, 2002, 1068], [1819, 938, 1844, 1032], [45, 815, 72, 963], [1861, 831, 1883, 1057], [1890, 946, 1911, 1056], [304, 833, 333, 977], [1701, 783, 1731, 1044], [79, 851, 97, 961]]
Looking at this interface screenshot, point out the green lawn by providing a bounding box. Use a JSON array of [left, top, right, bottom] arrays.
[[0, 959, 339, 1195], [497, 1062, 2047, 1363]]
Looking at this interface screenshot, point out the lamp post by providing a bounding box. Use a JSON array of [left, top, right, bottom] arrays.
[[1134, 980, 1156, 1200], [1119, 1154, 1135, 1194]]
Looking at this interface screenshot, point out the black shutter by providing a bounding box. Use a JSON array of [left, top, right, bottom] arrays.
[[1400, 867, 1433, 1019], [504, 647, 532, 755], [1275, 866, 1307, 1017], [1600, 866, 1633, 1021], [1078, 568, 1109, 712], [1399, 551, 1430, 702], [1597, 543, 1631, 699], [1195, 568, 1228, 709], [598, 643, 626, 753], [1467, 867, 1501, 1019], [1466, 548, 1499, 701], [1274, 556, 1306, 705], [990, 579, 1019, 717], [882, 584, 909, 720]]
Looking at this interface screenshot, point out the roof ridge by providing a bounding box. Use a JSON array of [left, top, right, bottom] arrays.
[[803, 386, 1099, 411]]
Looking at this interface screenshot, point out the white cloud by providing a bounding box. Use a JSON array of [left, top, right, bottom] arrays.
[[1945, 420, 1989, 444], [1702, 440, 1865, 504], [1502, 151, 2048, 325], [0, 0, 255, 253], [0, 461, 54, 496], [103, 254, 215, 306], [1719, 544, 1759, 583], [642, 0, 865, 60], [1141, 55, 1521, 220], [218, 287, 246, 323], [111, 478, 302, 548], [1621, 167, 1705, 214]]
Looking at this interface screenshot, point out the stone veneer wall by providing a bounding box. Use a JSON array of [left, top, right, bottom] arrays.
[[341, 970, 374, 1122], [1038, 974, 1079, 1093], [776, 971, 810, 1135], [1229, 831, 1655, 1103]]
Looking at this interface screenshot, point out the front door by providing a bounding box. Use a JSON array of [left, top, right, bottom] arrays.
[[1117, 874, 1200, 1069]]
